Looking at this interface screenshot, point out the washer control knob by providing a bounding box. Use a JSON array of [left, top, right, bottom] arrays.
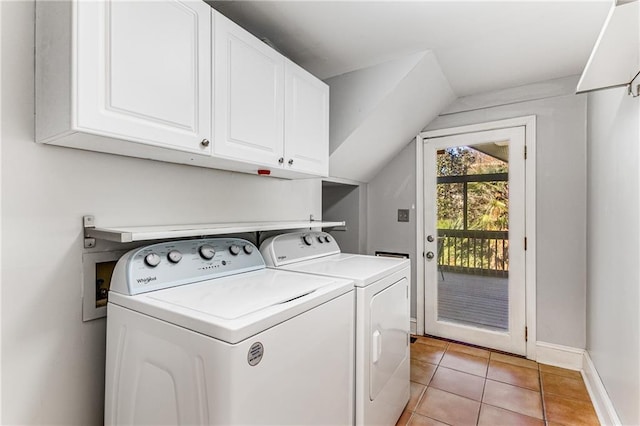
[[199, 245, 216, 260], [302, 235, 313, 246], [324, 235, 331, 243], [167, 250, 182, 264], [229, 244, 241, 255], [317, 236, 324, 243], [144, 253, 161, 267], [243, 244, 254, 254]]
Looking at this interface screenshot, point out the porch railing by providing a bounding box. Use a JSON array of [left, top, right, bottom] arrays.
[[438, 229, 509, 277]]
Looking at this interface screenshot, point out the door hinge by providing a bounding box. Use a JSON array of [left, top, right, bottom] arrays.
[[525, 326, 528, 342], [524, 145, 528, 160], [524, 237, 527, 251]]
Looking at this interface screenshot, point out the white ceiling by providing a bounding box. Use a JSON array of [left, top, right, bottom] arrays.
[[210, 1, 612, 97]]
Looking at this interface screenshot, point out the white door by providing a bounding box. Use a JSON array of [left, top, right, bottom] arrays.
[[213, 11, 284, 167], [76, 0, 212, 154], [284, 60, 329, 176], [423, 127, 527, 355]]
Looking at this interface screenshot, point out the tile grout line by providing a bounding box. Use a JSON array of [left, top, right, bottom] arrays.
[[538, 361, 548, 423], [485, 349, 546, 424], [476, 368, 488, 425], [480, 400, 548, 423]]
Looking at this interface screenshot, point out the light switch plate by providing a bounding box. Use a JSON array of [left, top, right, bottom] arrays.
[[397, 209, 410, 222]]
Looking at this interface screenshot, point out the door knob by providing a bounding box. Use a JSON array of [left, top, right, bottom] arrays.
[[426, 251, 435, 260]]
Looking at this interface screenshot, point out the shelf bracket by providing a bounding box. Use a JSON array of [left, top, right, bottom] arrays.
[[628, 72, 640, 97], [83, 215, 97, 249]]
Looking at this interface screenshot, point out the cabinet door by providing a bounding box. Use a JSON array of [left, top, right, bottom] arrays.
[[213, 12, 285, 167], [284, 60, 329, 177], [76, 0, 211, 154]]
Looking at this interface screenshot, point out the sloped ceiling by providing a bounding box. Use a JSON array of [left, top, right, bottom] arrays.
[[210, 1, 610, 96], [327, 51, 428, 155], [327, 51, 455, 182], [209, 1, 611, 182]]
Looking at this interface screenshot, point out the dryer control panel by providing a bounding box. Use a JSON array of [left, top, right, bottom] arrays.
[[110, 238, 264, 295], [260, 231, 340, 267]]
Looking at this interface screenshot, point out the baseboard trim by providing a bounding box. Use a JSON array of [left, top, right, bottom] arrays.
[[534, 342, 621, 425], [410, 318, 417, 335], [582, 352, 622, 426], [535, 341, 584, 370]]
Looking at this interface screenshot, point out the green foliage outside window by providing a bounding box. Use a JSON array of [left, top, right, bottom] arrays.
[[436, 146, 509, 274]]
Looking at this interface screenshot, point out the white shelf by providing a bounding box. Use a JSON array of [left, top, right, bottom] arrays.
[[85, 220, 346, 243]]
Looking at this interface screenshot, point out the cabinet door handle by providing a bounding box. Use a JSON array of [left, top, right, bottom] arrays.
[[288, 159, 294, 166], [200, 139, 210, 147], [278, 157, 284, 164]]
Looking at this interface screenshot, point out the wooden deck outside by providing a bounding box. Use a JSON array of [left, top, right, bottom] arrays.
[[437, 271, 508, 331]]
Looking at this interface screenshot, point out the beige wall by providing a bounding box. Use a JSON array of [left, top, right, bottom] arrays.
[[368, 80, 589, 349], [425, 92, 588, 349], [586, 86, 639, 425], [323, 183, 367, 254], [367, 143, 417, 317], [1, 2, 321, 424]]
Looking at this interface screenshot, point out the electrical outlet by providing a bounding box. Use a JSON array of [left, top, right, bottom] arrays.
[[397, 209, 410, 222], [82, 250, 126, 321]]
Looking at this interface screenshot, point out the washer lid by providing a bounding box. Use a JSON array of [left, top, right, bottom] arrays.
[[108, 268, 354, 344], [148, 270, 329, 320], [275, 253, 409, 287]]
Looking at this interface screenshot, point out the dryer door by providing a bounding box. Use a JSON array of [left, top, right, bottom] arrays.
[[369, 277, 409, 400]]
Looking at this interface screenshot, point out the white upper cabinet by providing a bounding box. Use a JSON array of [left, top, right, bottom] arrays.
[[213, 13, 329, 177], [36, 1, 329, 178], [213, 12, 285, 168], [36, 0, 212, 155], [284, 60, 329, 177], [213, 13, 284, 167]]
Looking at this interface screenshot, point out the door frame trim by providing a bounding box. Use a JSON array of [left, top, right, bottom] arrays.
[[415, 115, 537, 360]]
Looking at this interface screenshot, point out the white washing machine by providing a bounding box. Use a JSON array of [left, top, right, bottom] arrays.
[[260, 231, 410, 426], [105, 237, 355, 425]]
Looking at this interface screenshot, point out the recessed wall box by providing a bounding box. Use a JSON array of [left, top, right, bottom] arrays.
[[82, 250, 127, 321]]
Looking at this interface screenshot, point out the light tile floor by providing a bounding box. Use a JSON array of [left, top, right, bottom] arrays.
[[399, 336, 600, 426]]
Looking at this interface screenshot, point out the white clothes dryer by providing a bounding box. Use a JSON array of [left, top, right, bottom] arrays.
[[260, 231, 410, 426], [105, 237, 355, 426]]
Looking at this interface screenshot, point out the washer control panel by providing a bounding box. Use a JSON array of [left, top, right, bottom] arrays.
[[110, 238, 264, 295], [260, 231, 340, 267]]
